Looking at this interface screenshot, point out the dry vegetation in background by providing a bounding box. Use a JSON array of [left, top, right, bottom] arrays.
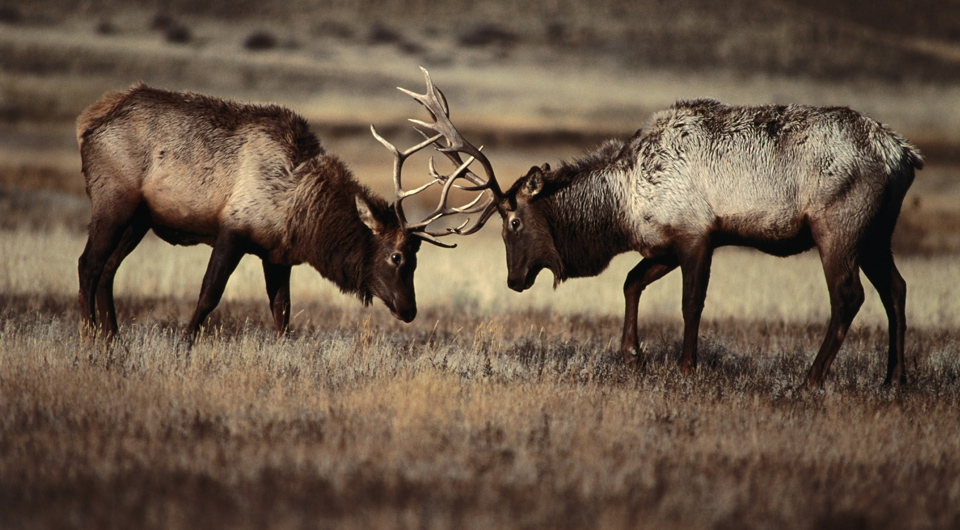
[[2, 0, 960, 528]]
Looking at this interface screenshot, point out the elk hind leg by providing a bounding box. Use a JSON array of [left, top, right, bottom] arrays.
[[805, 249, 864, 387], [263, 261, 292, 337], [621, 256, 678, 366], [860, 246, 907, 385], [185, 231, 246, 341], [78, 203, 141, 336], [95, 210, 150, 336]]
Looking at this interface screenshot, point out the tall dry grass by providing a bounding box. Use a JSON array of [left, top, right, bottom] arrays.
[[1, 227, 959, 529]]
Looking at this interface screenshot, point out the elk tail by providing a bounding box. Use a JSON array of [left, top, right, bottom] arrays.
[[871, 127, 923, 239], [875, 126, 923, 205], [898, 135, 925, 172], [881, 126, 925, 173]]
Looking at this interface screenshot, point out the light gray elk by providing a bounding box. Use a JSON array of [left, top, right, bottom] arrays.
[[76, 83, 463, 340], [402, 69, 923, 387]]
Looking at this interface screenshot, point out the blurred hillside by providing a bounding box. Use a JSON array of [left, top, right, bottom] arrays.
[[1, 0, 959, 251], [0, 0, 960, 136], [9, 0, 960, 81]]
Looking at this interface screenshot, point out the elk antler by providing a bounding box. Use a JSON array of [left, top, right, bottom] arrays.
[[371, 67, 503, 247]]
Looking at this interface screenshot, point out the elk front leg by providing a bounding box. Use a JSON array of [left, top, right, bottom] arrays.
[[804, 250, 864, 388], [621, 256, 679, 366], [263, 261, 292, 337], [677, 241, 713, 375], [185, 231, 246, 341]]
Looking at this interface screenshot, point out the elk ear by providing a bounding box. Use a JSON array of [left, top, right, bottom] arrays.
[[522, 166, 545, 198], [355, 195, 382, 234]]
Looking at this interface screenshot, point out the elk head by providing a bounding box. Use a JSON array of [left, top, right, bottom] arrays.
[[373, 67, 564, 292], [500, 163, 565, 292], [354, 194, 421, 323]]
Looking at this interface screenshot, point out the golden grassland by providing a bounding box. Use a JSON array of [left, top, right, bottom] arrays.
[[2, 227, 960, 529]]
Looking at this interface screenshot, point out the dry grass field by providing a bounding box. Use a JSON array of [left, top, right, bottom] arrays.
[[2, 227, 960, 530], [2, 1, 960, 529], [2, 229, 960, 530]]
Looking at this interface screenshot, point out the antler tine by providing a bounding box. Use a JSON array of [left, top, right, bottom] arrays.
[[372, 67, 503, 246], [370, 122, 462, 248], [402, 150, 482, 231], [412, 127, 486, 189], [405, 67, 503, 198], [407, 68, 505, 236], [445, 198, 500, 236], [370, 124, 444, 227], [411, 192, 497, 238]]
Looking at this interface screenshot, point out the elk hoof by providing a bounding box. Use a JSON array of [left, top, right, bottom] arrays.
[[882, 369, 907, 387], [622, 344, 646, 369]]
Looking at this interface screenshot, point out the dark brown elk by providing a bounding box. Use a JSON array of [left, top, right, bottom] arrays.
[[76, 83, 464, 340], [404, 70, 923, 387]]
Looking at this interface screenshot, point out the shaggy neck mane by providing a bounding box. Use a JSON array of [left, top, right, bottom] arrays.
[[536, 139, 634, 280], [285, 156, 387, 305], [542, 139, 632, 191]]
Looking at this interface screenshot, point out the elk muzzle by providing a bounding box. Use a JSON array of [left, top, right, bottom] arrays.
[[384, 294, 417, 323], [394, 304, 418, 323], [505, 250, 542, 292]]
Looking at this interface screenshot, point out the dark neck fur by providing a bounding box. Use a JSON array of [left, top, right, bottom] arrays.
[[537, 140, 634, 280], [286, 156, 387, 304]]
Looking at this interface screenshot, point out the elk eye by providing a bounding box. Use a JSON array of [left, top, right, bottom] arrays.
[[391, 252, 403, 265], [510, 218, 521, 231]]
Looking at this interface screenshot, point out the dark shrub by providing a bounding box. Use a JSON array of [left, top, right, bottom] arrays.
[[458, 23, 517, 47], [165, 24, 192, 44], [0, 5, 22, 24], [396, 40, 425, 55], [96, 19, 116, 35], [150, 13, 176, 30], [244, 31, 277, 50], [544, 21, 567, 45], [367, 22, 401, 45]]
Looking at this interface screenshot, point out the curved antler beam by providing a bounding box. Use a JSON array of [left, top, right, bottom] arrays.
[[371, 67, 504, 246]]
